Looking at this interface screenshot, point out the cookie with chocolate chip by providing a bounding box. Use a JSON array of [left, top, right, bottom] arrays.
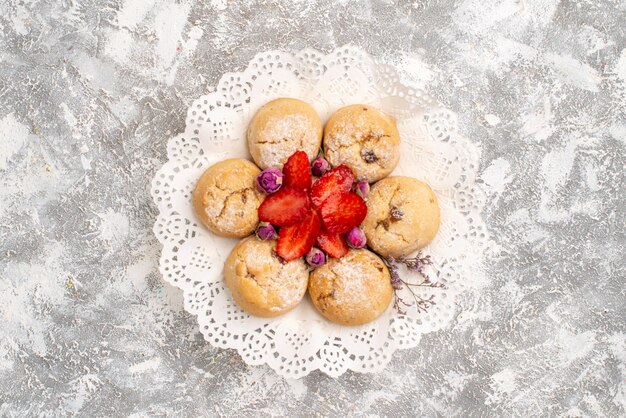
[[225, 237, 309, 317], [193, 159, 264, 237], [308, 249, 392, 326], [361, 176, 440, 258], [323, 105, 400, 182]]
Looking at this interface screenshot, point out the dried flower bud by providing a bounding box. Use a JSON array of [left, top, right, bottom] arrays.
[[311, 156, 331, 177], [255, 222, 277, 240], [305, 247, 326, 267], [346, 227, 367, 249], [354, 180, 370, 199], [255, 167, 284, 194]]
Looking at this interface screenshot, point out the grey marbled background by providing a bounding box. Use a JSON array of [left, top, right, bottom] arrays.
[[0, 0, 625, 416]]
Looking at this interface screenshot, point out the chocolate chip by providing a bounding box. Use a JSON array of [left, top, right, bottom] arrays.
[[390, 206, 404, 221], [361, 149, 378, 163]]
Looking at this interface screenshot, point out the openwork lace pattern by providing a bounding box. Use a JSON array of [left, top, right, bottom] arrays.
[[151, 46, 491, 378]]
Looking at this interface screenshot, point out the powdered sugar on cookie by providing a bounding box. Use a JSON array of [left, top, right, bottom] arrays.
[[324, 105, 400, 182], [256, 113, 319, 168]]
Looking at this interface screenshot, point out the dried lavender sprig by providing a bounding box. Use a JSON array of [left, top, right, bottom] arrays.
[[385, 253, 445, 288], [384, 253, 443, 315], [394, 252, 434, 281], [393, 294, 409, 315]]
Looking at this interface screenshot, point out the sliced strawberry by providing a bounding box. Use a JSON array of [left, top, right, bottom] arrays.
[[277, 210, 321, 261], [258, 187, 310, 226], [317, 229, 349, 258], [310, 165, 355, 208], [282, 150, 312, 190], [320, 192, 367, 234]]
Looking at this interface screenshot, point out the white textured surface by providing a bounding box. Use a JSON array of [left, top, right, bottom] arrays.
[[0, 0, 625, 416]]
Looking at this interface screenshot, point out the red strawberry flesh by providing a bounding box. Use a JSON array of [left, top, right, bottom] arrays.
[[316, 229, 349, 258], [320, 192, 367, 234], [258, 187, 310, 226], [282, 150, 312, 190], [277, 209, 321, 261], [310, 164, 355, 209], [256, 151, 368, 261]]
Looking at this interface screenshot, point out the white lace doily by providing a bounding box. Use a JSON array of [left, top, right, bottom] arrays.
[[151, 45, 491, 378]]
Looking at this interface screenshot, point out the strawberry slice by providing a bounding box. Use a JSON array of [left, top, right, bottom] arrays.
[[310, 165, 355, 208], [317, 229, 349, 258], [258, 187, 310, 226], [277, 209, 321, 261], [282, 150, 312, 190], [320, 192, 367, 234]]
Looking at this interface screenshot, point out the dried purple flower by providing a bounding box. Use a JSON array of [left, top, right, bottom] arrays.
[[311, 156, 331, 177], [387, 262, 402, 290], [255, 222, 277, 241], [305, 247, 326, 267], [397, 253, 434, 280], [353, 180, 370, 200], [346, 227, 367, 249], [255, 167, 284, 194], [383, 252, 444, 315]]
